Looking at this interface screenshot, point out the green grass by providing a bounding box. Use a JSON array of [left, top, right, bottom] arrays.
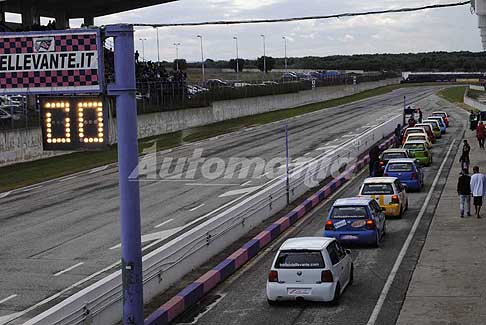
[[0, 81, 450, 192], [437, 85, 480, 113], [437, 86, 467, 104]]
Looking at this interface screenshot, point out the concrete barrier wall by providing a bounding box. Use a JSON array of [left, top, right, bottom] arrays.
[[0, 78, 399, 166], [464, 92, 486, 112]]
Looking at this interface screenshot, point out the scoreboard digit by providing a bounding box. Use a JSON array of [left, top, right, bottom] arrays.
[[40, 96, 109, 151]]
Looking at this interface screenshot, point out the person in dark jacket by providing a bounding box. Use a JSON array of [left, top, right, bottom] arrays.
[[457, 171, 472, 218], [369, 145, 380, 176], [460, 140, 471, 174]]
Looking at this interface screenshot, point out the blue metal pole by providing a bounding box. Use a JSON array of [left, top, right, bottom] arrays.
[[285, 124, 290, 205], [106, 24, 143, 324]]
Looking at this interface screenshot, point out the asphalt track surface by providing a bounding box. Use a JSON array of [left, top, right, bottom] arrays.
[[173, 94, 468, 325], [0, 86, 449, 323]]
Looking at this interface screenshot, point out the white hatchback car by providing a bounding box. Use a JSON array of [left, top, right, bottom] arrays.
[[266, 237, 353, 305]]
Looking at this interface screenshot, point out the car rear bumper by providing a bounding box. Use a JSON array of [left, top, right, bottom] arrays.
[[266, 282, 336, 302], [324, 229, 377, 245], [401, 179, 421, 191], [383, 204, 401, 217]]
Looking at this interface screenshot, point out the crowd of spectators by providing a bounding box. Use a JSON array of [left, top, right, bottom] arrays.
[[12, 20, 59, 32]]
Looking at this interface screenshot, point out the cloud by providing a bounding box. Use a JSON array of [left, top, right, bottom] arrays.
[[95, 0, 481, 62]]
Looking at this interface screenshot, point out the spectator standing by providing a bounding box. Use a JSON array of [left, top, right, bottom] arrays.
[[369, 146, 380, 177], [135, 50, 140, 63], [394, 124, 401, 147], [470, 166, 485, 218], [417, 108, 423, 123], [470, 110, 478, 131], [477, 121, 485, 149], [457, 171, 472, 218], [460, 140, 471, 174]]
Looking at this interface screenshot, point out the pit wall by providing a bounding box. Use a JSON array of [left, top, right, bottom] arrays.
[[0, 78, 399, 167]]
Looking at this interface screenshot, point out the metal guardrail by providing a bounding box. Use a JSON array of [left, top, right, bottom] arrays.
[[24, 113, 402, 325]]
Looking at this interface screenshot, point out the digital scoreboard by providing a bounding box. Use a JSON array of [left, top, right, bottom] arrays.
[[40, 96, 109, 151]]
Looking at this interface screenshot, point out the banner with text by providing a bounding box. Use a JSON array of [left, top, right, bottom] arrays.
[[0, 29, 103, 95]]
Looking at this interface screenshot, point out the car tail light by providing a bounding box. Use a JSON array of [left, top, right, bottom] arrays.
[[411, 172, 418, 180], [379, 161, 384, 166], [325, 220, 334, 231], [268, 271, 279, 282], [321, 270, 334, 283], [366, 219, 376, 229], [391, 195, 399, 204]]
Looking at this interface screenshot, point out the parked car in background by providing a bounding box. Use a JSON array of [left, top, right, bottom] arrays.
[[403, 140, 432, 166], [427, 116, 446, 133], [324, 197, 386, 247], [431, 111, 449, 126], [358, 177, 408, 218], [422, 119, 442, 138], [415, 123, 436, 143], [266, 237, 353, 304], [384, 158, 424, 191], [405, 134, 432, 149], [376, 148, 410, 177]]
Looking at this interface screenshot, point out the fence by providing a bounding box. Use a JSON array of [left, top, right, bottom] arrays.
[[0, 73, 397, 131]]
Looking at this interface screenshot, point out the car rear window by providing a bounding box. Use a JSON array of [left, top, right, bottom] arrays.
[[383, 152, 407, 160], [408, 135, 426, 141], [430, 118, 444, 126], [387, 163, 413, 172], [275, 250, 325, 269], [404, 143, 425, 151], [408, 129, 423, 134], [331, 206, 368, 219], [424, 121, 439, 129], [362, 183, 394, 195]]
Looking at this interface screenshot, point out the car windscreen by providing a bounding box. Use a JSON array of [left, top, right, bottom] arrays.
[[430, 118, 444, 126], [424, 121, 439, 129], [275, 250, 325, 269], [361, 183, 394, 195], [387, 163, 413, 172], [383, 152, 407, 160], [408, 135, 426, 141], [331, 206, 368, 219], [404, 143, 425, 151]]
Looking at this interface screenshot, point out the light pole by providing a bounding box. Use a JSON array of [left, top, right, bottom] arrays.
[[260, 34, 266, 77], [282, 36, 288, 73], [233, 36, 239, 81], [139, 37, 147, 62], [197, 35, 205, 81], [155, 28, 160, 62], [173, 42, 181, 70]]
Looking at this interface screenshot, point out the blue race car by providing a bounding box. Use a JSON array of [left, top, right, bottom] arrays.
[[384, 158, 424, 192], [324, 197, 386, 247]]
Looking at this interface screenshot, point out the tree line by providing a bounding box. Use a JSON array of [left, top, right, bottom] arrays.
[[166, 51, 486, 72]]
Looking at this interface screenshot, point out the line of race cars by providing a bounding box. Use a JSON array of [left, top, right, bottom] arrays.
[[266, 111, 450, 305]]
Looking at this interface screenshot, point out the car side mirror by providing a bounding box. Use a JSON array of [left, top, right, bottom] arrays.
[[345, 249, 351, 255]]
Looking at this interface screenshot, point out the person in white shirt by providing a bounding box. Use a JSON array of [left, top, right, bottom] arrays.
[[470, 166, 486, 218]]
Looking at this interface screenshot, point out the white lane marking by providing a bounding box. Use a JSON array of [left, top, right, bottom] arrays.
[[154, 218, 174, 229], [342, 133, 358, 138], [240, 180, 252, 186], [21, 186, 41, 192], [0, 258, 122, 324], [53, 262, 84, 277], [109, 226, 185, 250], [58, 175, 78, 182], [177, 293, 228, 325], [367, 139, 456, 325], [186, 183, 241, 186], [189, 204, 205, 212], [88, 165, 109, 174], [316, 145, 338, 151], [0, 294, 17, 305], [219, 186, 262, 198], [0, 191, 12, 199]]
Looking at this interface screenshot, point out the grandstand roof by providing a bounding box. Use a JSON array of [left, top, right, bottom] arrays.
[[4, 0, 178, 18]]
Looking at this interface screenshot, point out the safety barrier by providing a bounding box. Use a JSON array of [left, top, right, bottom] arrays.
[[25, 114, 401, 325], [145, 136, 396, 324]]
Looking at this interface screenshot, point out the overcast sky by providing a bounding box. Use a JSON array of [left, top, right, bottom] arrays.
[[94, 0, 482, 62]]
